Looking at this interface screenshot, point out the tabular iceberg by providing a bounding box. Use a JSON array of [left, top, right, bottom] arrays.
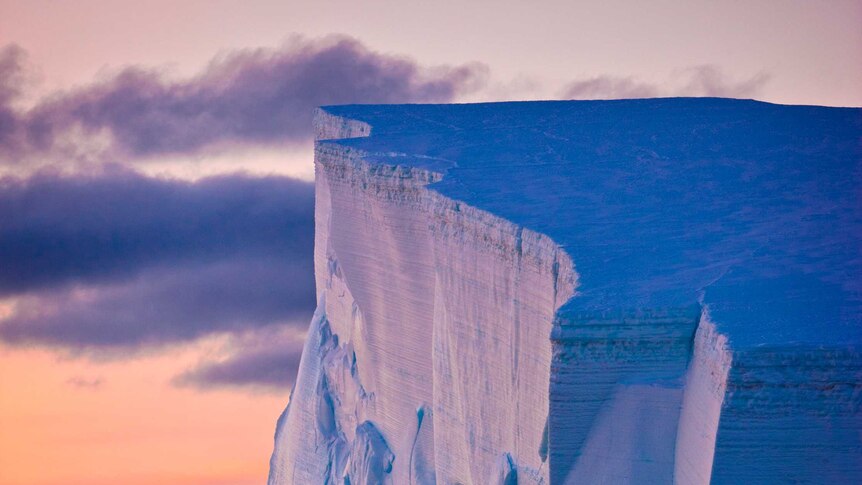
[[268, 98, 861, 484]]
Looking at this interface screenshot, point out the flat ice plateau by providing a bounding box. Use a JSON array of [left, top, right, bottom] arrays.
[[268, 98, 862, 484]]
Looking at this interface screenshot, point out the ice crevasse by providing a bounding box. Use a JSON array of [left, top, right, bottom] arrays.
[[268, 98, 862, 484]]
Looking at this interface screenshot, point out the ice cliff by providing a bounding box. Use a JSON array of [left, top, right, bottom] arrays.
[[269, 98, 862, 484]]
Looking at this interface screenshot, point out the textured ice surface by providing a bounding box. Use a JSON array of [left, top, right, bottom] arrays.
[[270, 98, 861, 484]]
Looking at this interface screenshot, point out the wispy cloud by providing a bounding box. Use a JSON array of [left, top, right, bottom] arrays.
[[0, 36, 487, 165], [560, 76, 660, 100], [0, 257, 314, 351], [174, 330, 305, 391], [66, 376, 105, 390], [0, 45, 27, 156], [561, 65, 770, 100]]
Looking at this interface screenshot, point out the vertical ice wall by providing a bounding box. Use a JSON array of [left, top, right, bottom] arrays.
[[269, 111, 577, 484], [673, 317, 731, 485], [549, 307, 700, 484]]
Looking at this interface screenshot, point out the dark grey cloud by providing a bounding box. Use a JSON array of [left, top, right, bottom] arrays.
[[1, 36, 487, 162], [0, 168, 313, 295], [561, 65, 770, 100], [0, 170, 315, 351], [174, 332, 305, 391]]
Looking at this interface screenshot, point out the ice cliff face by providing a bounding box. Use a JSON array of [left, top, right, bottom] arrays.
[[270, 99, 862, 484], [269, 111, 576, 485]]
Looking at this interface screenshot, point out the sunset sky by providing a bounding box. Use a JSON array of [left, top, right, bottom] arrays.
[[1, 1, 860, 484]]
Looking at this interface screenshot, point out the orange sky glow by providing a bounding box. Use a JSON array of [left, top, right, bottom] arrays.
[[0, 343, 287, 485]]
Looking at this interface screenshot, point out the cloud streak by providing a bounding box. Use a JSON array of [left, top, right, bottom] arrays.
[[1, 37, 487, 163], [0, 45, 27, 157], [0, 256, 314, 350], [174, 331, 305, 391], [561, 65, 770, 100]]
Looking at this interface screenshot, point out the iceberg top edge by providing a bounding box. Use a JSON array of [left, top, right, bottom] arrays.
[[313, 98, 862, 349]]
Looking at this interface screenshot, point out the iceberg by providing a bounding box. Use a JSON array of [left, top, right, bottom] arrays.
[[269, 98, 862, 484]]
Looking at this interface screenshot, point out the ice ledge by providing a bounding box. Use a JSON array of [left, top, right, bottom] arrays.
[[314, 107, 372, 141]]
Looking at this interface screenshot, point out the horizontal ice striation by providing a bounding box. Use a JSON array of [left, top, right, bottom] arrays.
[[711, 348, 862, 484], [550, 307, 700, 484], [270, 99, 862, 484]]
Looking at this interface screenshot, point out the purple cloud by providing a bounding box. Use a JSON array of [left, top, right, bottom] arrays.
[[0, 170, 315, 351], [1, 36, 487, 162], [0, 168, 313, 295]]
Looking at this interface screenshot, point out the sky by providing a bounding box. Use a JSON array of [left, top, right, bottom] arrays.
[[0, 1, 860, 484]]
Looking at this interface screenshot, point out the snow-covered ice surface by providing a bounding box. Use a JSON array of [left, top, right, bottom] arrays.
[[269, 98, 862, 484]]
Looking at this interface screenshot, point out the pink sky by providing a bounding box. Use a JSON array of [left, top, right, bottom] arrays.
[[0, 345, 284, 485], [0, 1, 860, 484], [2, 0, 860, 108]]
